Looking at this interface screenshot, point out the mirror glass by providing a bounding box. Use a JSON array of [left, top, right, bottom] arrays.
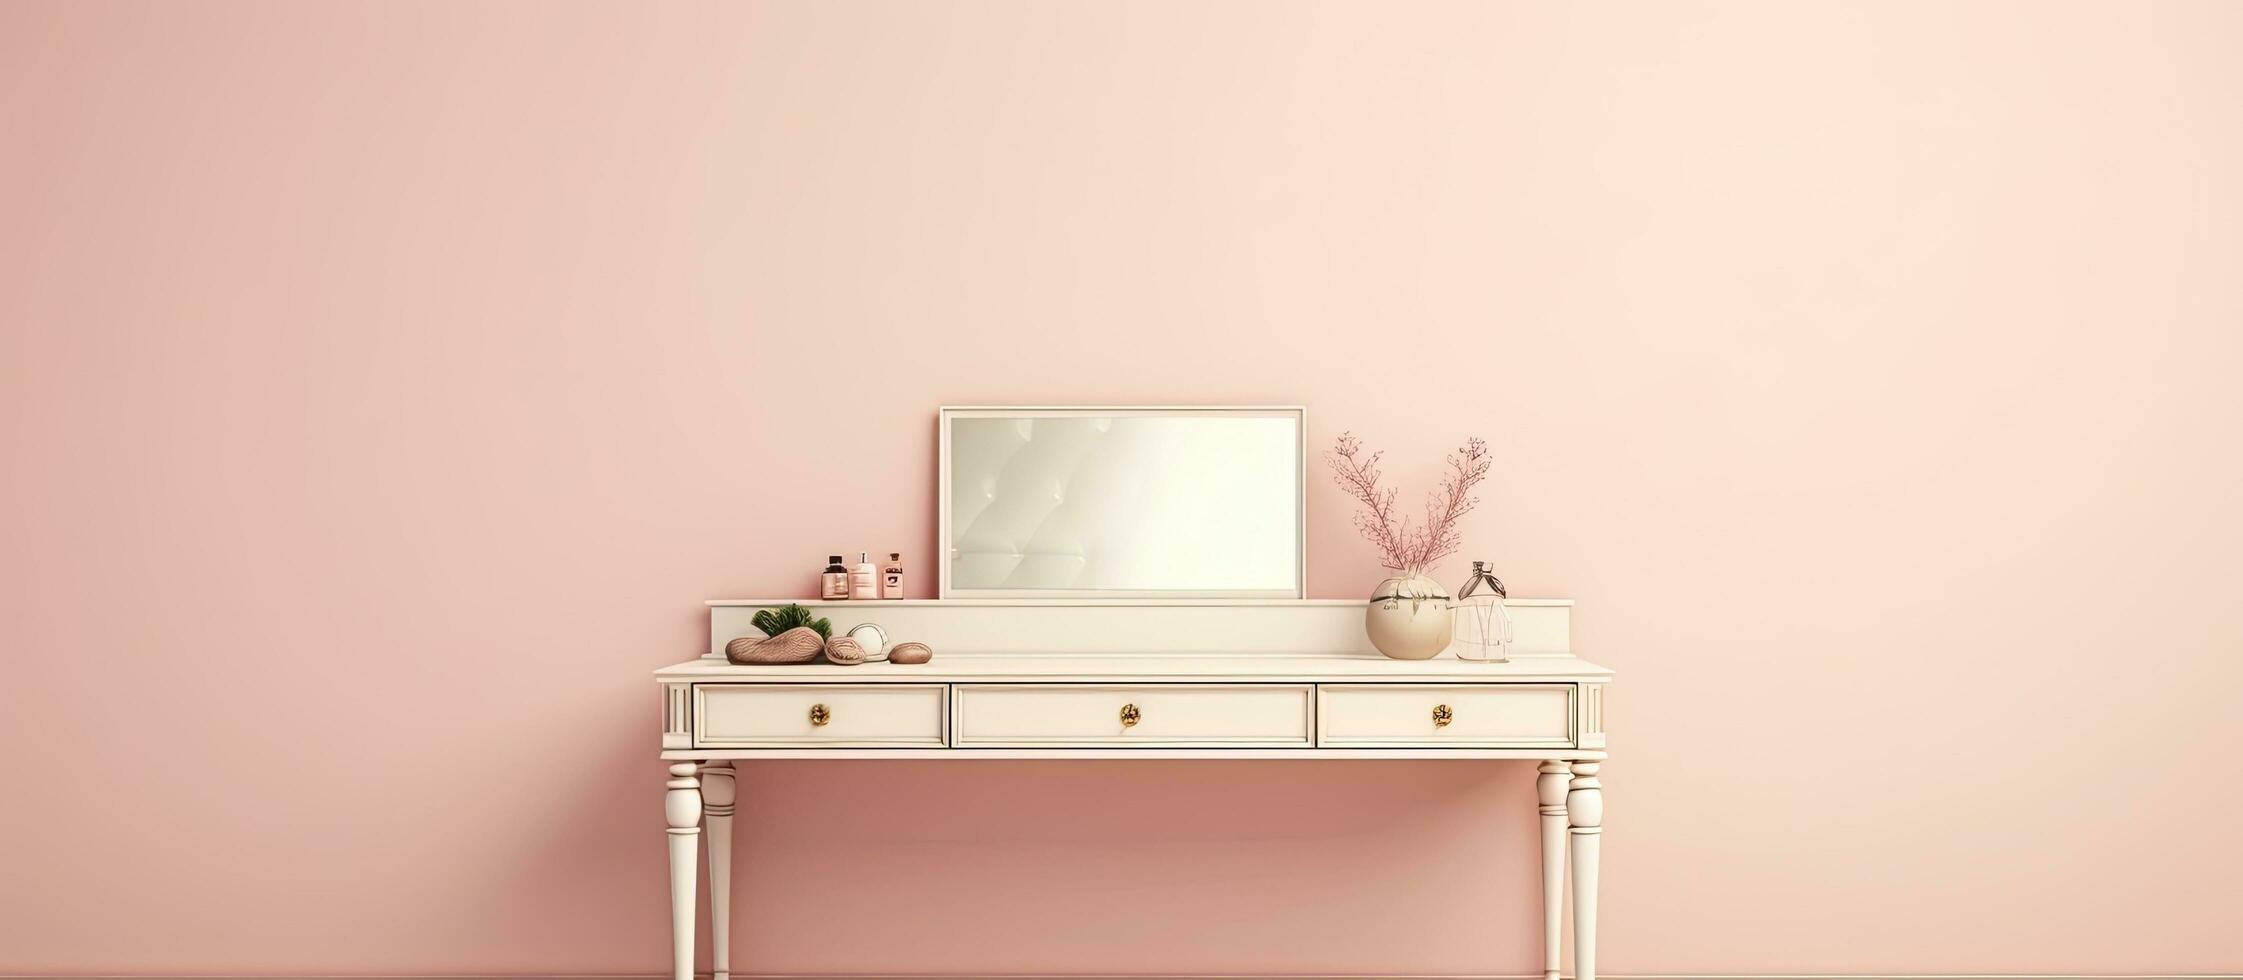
[[942, 408, 1304, 597]]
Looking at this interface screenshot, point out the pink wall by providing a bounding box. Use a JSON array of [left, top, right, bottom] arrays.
[[6, 1, 2243, 974]]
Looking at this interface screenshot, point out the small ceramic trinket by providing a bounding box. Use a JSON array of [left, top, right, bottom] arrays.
[[888, 641, 933, 665], [823, 635, 866, 665], [845, 623, 888, 662]]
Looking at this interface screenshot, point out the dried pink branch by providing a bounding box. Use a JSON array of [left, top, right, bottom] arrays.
[[1325, 432, 1491, 574], [1413, 437, 1490, 568], [1324, 432, 1408, 569]]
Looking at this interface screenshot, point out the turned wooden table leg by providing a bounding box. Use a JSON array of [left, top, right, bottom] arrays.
[[1568, 761, 1604, 980], [1537, 760, 1572, 980], [700, 763, 737, 980], [665, 762, 702, 980]]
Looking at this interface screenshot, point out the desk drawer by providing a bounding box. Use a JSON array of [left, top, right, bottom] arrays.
[[1317, 684, 1574, 748], [954, 684, 1313, 747], [693, 684, 947, 748]]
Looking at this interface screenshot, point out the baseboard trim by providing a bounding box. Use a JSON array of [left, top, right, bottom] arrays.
[[17, 964, 2243, 973]]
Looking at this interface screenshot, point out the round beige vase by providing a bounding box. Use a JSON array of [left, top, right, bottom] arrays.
[[1364, 573, 1454, 660]]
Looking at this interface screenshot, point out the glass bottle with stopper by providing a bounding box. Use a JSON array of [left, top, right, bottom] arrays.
[[1452, 560, 1513, 663]]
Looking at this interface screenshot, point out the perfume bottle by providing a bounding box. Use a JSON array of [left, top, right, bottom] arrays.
[[1453, 560, 1513, 663], [821, 556, 850, 600], [881, 552, 904, 598], [850, 551, 878, 600]]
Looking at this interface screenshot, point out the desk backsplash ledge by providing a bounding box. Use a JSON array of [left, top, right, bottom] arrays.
[[706, 598, 1572, 658]]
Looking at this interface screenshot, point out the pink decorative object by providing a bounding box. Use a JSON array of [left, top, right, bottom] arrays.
[[724, 627, 826, 664], [1326, 433, 1491, 660], [888, 641, 933, 664], [823, 635, 867, 665], [1325, 432, 1491, 576]]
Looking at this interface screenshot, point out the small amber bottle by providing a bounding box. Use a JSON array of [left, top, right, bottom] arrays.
[[880, 552, 904, 599]]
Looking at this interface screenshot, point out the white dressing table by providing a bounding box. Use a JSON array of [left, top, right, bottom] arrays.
[[655, 598, 1612, 980]]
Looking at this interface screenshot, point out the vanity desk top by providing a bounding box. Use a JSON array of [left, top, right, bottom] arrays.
[[656, 650, 1611, 682]]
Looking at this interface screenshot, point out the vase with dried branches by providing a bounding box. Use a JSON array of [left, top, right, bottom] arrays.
[[1326, 432, 1492, 660]]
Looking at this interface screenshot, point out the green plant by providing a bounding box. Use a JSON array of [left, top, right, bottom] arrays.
[[750, 603, 831, 640]]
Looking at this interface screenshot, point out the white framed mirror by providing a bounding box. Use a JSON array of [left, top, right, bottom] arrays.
[[939, 406, 1306, 599]]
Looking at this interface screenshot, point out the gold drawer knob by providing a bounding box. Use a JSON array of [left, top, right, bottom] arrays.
[[1120, 703, 1141, 728], [1432, 703, 1454, 728], [809, 703, 831, 727]]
